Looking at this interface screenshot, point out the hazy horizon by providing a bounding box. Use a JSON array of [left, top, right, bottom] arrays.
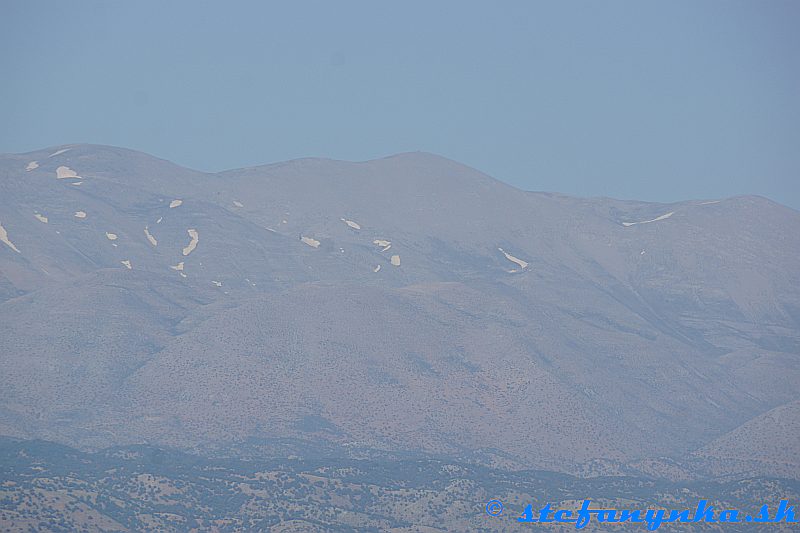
[[2, 1, 799, 209]]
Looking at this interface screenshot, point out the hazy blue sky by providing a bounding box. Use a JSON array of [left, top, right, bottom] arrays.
[[2, 1, 798, 208]]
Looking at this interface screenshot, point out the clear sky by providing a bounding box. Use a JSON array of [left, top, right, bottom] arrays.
[[2, 1, 798, 208]]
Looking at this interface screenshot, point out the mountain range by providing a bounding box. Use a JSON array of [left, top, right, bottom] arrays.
[[1, 144, 798, 481]]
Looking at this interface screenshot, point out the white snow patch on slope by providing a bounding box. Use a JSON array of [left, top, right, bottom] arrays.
[[74, 211, 87, 219], [498, 248, 529, 270], [622, 211, 674, 226], [233, 200, 244, 208], [106, 232, 118, 241], [34, 213, 48, 223], [211, 280, 222, 287], [56, 166, 80, 179], [390, 255, 401, 267], [144, 227, 158, 247], [120, 260, 132, 269], [169, 199, 183, 208], [700, 200, 720, 205], [373, 264, 381, 273], [48, 148, 70, 157], [170, 262, 184, 271], [341, 218, 361, 230], [26, 161, 38, 171], [373, 239, 392, 251], [301, 236, 320, 248], [182, 229, 199, 256], [0, 223, 21, 253], [156, 217, 163, 224]]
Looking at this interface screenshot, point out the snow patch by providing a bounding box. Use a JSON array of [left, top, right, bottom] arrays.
[[156, 217, 163, 224], [390, 254, 401, 267], [170, 262, 185, 271], [373, 264, 381, 273], [211, 280, 222, 287], [48, 148, 70, 157], [144, 227, 158, 247], [301, 236, 320, 248], [74, 211, 87, 219], [105, 232, 118, 241], [373, 239, 392, 252], [700, 200, 720, 205], [0, 223, 21, 253], [341, 218, 361, 230], [233, 200, 244, 208], [120, 260, 132, 270], [169, 199, 183, 208], [34, 213, 48, 224], [56, 166, 80, 179], [498, 248, 529, 271], [26, 161, 38, 171], [182, 229, 199, 256], [622, 211, 674, 227]]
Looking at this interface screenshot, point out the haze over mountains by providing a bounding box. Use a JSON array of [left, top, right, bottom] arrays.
[[1, 144, 798, 481]]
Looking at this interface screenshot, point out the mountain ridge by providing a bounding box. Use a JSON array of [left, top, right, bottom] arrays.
[[9, 143, 794, 211]]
